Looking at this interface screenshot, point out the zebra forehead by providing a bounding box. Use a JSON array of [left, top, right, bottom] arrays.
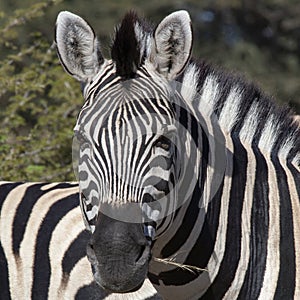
[[77, 87, 175, 140]]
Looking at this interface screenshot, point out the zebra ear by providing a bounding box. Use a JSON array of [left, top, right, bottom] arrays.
[[55, 11, 104, 82], [150, 10, 192, 80]]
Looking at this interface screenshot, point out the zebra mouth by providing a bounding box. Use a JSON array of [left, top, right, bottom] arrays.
[[90, 258, 149, 293], [87, 243, 150, 293], [86, 212, 151, 293], [99, 277, 145, 294]]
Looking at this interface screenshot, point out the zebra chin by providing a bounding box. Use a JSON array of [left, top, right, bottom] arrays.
[[86, 212, 152, 293], [89, 262, 148, 293]]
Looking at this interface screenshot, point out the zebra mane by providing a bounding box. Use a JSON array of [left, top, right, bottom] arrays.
[[181, 60, 300, 166], [111, 11, 151, 79], [110, 12, 299, 165]]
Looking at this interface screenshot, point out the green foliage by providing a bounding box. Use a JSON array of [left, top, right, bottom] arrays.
[[0, 0, 80, 181], [0, 0, 299, 181]]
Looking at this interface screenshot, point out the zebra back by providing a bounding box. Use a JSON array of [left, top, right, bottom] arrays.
[[0, 182, 160, 299]]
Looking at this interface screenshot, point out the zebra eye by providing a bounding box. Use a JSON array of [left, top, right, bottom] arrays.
[[154, 136, 171, 151]]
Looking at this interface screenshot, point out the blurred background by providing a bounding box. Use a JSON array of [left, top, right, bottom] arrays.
[[0, 0, 299, 181]]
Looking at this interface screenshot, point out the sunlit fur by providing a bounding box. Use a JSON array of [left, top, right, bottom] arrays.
[[0, 182, 160, 300], [56, 10, 300, 299]]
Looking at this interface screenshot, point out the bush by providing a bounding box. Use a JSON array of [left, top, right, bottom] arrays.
[[0, 0, 299, 181]]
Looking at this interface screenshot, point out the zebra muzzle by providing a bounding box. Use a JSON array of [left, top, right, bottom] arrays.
[[86, 212, 151, 293]]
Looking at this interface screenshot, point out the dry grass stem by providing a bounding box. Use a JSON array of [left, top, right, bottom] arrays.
[[154, 257, 207, 274]]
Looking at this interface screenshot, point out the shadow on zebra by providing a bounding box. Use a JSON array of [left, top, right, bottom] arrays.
[[1, 7, 299, 300], [54, 8, 299, 300]]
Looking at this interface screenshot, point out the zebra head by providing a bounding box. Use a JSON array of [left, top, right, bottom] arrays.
[[56, 10, 193, 293]]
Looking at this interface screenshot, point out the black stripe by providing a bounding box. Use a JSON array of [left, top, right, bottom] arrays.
[[155, 186, 201, 285], [155, 127, 215, 286], [13, 183, 48, 254], [93, 73, 118, 99], [86, 63, 115, 98], [31, 194, 78, 299], [287, 160, 300, 206], [202, 136, 247, 299], [187, 178, 224, 271], [237, 146, 269, 298], [160, 129, 209, 258], [0, 182, 23, 211], [0, 241, 11, 300], [12, 183, 77, 255], [86, 85, 121, 127], [147, 272, 160, 286], [273, 153, 295, 299], [62, 230, 90, 275], [0, 182, 22, 210], [213, 75, 232, 119], [157, 178, 225, 287], [0, 182, 77, 299]]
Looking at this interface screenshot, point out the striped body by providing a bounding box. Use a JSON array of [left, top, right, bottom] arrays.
[[0, 182, 160, 299], [148, 66, 300, 299], [55, 10, 300, 299]]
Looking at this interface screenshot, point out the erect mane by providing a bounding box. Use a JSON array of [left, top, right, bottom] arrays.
[[180, 60, 300, 166], [111, 11, 151, 79]]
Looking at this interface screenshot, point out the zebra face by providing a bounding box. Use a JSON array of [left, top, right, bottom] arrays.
[[73, 91, 179, 291], [56, 10, 192, 293], [74, 92, 178, 224]]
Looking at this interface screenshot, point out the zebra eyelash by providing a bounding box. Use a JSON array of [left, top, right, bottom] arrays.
[[153, 136, 172, 151], [153, 125, 177, 151]]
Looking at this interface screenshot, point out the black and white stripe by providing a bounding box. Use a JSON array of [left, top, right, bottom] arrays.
[[74, 67, 176, 234], [0, 182, 160, 299], [55, 10, 300, 299], [148, 62, 300, 299]]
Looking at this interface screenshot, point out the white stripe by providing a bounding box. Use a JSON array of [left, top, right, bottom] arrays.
[[257, 158, 280, 299], [48, 206, 84, 299], [180, 63, 199, 103], [18, 186, 79, 298], [257, 116, 281, 298], [61, 257, 94, 299], [0, 183, 31, 299], [198, 75, 220, 117], [258, 115, 278, 153], [145, 166, 170, 182], [197, 134, 234, 297], [224, 102, 259, 298], [239, 101, 259, 142], [219, 87, 242, 133]]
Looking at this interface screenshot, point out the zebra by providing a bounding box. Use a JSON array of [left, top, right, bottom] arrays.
[[55, 9, 300, 299], [0, 181, 160, 299]]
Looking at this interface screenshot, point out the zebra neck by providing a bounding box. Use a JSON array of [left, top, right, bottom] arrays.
[[149, 125, 233, 298]]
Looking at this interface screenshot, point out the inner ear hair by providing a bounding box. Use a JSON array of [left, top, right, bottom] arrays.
[[55, 11, 103, 81], [151, 10, 192, 80]]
